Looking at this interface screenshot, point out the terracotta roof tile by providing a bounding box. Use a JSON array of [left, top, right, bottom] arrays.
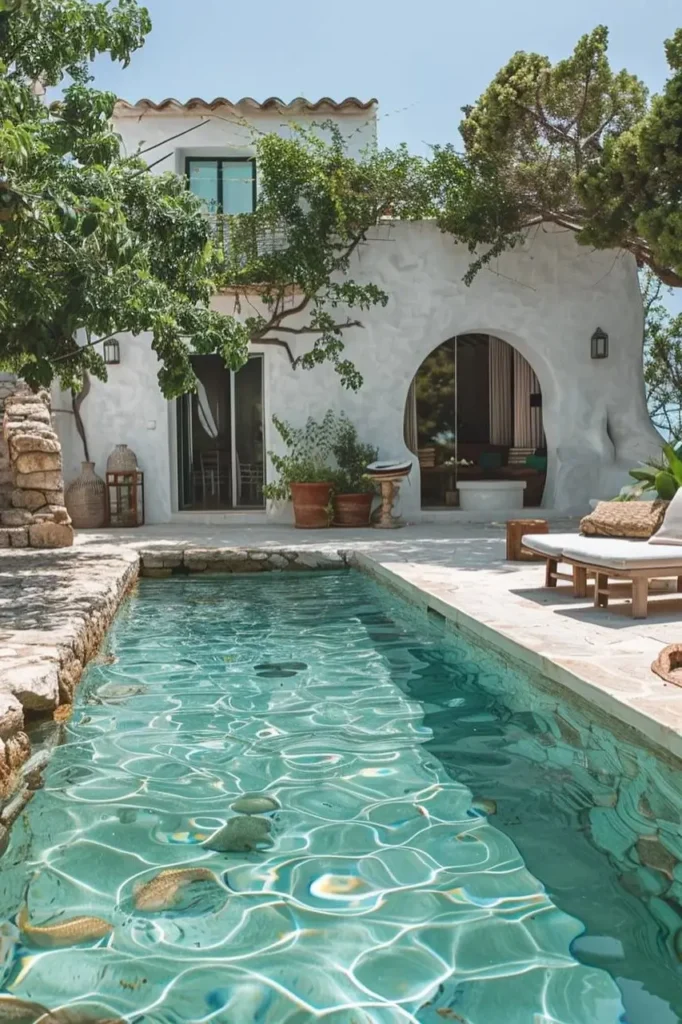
[[114, 96, 377, 114]]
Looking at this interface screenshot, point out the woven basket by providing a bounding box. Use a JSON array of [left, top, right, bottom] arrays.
[[580, 500, 668, 539], [65, 461, 106, 529], [107, 444, 138, 473]]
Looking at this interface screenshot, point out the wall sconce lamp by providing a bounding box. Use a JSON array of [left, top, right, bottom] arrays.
[[103, 338, 121, 365], [591, 327, 609, 360]]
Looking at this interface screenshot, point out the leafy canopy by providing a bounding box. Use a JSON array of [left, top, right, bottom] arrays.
[[642, 270, 682, 442], [0, 1, 433, 397], [0, 0, 251, 396], [431, 26, 682, 288], [216, 123, 433, 389]]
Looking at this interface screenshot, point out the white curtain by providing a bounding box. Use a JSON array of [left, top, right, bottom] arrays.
[[196, 380, 219, 439], [488, 337, 513, 445], [513, 349, 544, 448], [404, 378, 418, 454]]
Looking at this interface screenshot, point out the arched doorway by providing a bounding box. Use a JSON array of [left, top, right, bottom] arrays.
[[403, 334, 547, 508]]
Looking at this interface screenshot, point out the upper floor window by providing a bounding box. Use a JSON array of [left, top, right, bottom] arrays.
[[186, 158, 256, 215]]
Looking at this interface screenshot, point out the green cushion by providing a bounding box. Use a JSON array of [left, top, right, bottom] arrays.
[[479, 452, 503, 470], [525, 454, 547, 471]]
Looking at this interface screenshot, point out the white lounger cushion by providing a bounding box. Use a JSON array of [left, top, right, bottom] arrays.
[[521, 533, 579, 557], [649, 486, 682, 546], [563, 537, 682, 570]]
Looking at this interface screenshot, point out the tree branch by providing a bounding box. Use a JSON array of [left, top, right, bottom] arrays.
[[271, 318, 362, 336], [71, 370, 91, 462], [580, 107, 617, 152], [257, 338, 295, 364], [636, 252, 682, 289], [52, 330, 123, 363], [135, 120, 208, 157]]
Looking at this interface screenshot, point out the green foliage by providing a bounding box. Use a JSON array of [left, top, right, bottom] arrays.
[[217, 125, 434, 389], [642, 270, 682, 440], [262, 410, 377, 500], [262, 412, 337, 501], [0, 5, 433, 397], [436, 26, 682, 289], [618, 443, 682, 500], [0, 0, 253, 396], [413, 340, 457, 446], [330, 415, 378, 494]]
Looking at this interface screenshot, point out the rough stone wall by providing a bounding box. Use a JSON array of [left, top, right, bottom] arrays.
[[1, 383, 73, 548], [0, 374, 16, 511]]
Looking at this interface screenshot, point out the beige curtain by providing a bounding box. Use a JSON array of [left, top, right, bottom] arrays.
[[404, 378, 418, 454], [513, 349, 544, 448], [488, 337, 513, 445]]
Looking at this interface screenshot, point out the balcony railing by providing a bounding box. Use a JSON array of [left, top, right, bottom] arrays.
[[207, 214, 289, 263]]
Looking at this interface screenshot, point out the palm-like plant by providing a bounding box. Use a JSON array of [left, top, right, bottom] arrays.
[[617, 444, 682, 501]]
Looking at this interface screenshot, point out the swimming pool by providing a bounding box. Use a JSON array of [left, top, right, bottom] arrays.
[[0, 570, 680, 1022]]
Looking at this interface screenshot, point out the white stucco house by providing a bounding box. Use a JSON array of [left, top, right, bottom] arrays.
[[54, 95, 661, 524]]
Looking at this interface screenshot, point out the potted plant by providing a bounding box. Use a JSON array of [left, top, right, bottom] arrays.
[[331, 415, 379, 527], [263, 413, 335, 528]]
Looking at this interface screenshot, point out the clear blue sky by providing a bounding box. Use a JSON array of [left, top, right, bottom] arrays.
[[92, 0, 682, 311]]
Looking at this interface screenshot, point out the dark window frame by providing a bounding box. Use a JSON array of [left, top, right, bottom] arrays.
[[185, 156, 257, 214]]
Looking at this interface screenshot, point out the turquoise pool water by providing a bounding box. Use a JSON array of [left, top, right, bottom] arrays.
[[0, 570, 681, 1023]]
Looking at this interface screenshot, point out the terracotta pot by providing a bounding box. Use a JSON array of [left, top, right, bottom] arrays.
[[291, 482, 332, 529], [333, 492, 373, 527]]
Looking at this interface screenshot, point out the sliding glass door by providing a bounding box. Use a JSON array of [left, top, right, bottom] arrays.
[[177, 355, 264, 510]]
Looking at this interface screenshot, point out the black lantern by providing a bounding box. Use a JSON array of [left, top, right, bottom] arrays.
[[529, 392, 542, 408], [591, 327, 609, 359], [103, 338, 120, 365]]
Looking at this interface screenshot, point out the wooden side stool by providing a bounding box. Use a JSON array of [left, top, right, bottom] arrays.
[[506, 518, 549, 561]]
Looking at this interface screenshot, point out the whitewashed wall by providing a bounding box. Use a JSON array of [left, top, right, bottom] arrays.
[[57, 220, 661, 522], [54, 105, 661, 523], [114, 100, 377, 173]]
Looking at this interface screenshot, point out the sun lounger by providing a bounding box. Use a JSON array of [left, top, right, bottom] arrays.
[[522, 489, 682, 617], [520, 533, 591, 596], [561, 538, 682, 618]]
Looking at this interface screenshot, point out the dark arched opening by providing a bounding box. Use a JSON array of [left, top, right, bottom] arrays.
[[404, 334, 547, 508]]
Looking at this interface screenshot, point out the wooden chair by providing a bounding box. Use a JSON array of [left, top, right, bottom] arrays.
[[199, 450, 230, 506]]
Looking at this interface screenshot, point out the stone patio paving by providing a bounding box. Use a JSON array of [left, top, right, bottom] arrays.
[[2, 519, 682, 804]]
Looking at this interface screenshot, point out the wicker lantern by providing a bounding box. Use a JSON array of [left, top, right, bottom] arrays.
[[106, 469, 144, 527]]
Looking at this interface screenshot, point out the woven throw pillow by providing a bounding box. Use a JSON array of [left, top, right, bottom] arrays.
[[580, 500, 668, 539]]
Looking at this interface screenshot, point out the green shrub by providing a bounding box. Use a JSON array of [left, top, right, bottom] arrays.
[[262, 411, 378, 500]]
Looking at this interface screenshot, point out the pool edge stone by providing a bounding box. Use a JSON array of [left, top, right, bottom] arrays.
[[0, 546, 139, 823]]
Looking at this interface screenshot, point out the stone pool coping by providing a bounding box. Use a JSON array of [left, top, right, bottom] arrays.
[[352, 553, 682, 765], [2, 535, 682, 835]]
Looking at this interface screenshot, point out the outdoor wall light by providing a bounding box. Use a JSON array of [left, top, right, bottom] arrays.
[[529, 392, 542, 408], [103, 338, 121, 365], [591, 327, 609, 359]]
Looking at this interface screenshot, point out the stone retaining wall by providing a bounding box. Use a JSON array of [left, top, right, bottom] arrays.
[[0, 374, 16, 511], [0, 548, 138, 838], [139, 546, 349, 575], [1, 383, 73, 549]]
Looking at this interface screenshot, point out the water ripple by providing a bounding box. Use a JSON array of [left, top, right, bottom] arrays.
[[0, 572, 679, 1022]]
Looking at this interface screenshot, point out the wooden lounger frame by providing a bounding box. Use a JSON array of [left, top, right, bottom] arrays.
[[582, 563, 682, 619], [543, 556, 590, 598], [543, 553, 682, 618]]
